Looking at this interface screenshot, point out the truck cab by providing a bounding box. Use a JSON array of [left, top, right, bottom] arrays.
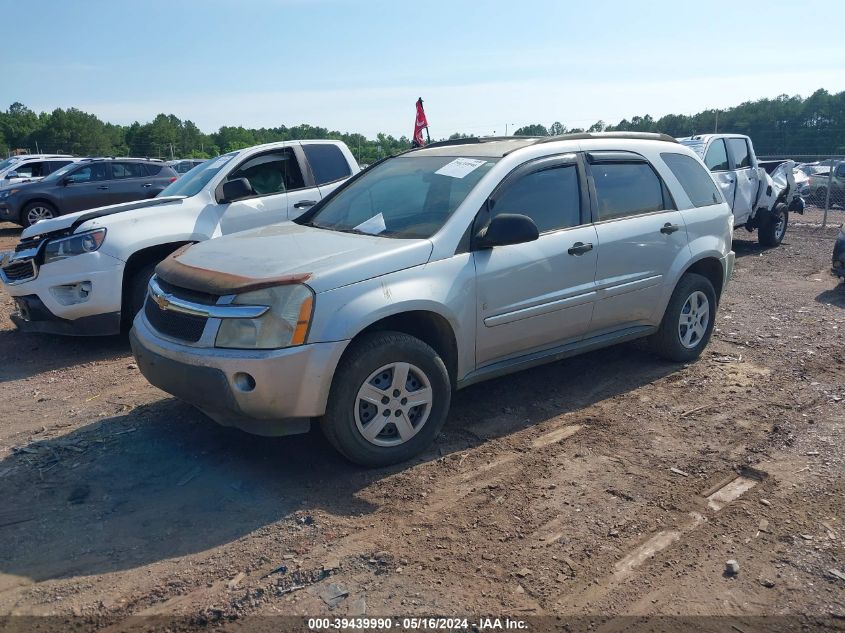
[[678, 134, 802, 246]]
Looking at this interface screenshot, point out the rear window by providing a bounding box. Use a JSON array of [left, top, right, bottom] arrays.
[[661, 153, 723, 207], [144, 163, 164, 176], [591, 162, 666, 220], [303, 144, 351, 185]]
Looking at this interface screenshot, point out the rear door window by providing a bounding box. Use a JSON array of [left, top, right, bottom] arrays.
[[112, 162, 146, 179], [591, 162, 666, 220], [727, 138, 751, 169], [46, 160, 73, 173], [704, 139, 729, 172], [302, 144, 351, 185], [492, 164, 581, 233], [661, 152, 723, 207]]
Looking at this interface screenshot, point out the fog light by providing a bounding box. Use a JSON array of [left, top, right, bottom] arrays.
[[233, 372, 256, 392], [49, 281, 92, 306]]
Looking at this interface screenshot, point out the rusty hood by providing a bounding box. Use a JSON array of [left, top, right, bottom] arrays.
[[155, 222, 434, 295]]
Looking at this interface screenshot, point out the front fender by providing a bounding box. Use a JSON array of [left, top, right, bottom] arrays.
[[309, 255, 477, 379]]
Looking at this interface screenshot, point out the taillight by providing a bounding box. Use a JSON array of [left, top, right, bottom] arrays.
[[169, 177, 177, 183]]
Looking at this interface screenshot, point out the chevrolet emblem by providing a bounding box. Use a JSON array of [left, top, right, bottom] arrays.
[[153, 292, 171, 311]]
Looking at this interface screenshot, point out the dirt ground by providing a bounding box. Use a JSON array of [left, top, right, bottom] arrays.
[[0, 208, 843, 631]]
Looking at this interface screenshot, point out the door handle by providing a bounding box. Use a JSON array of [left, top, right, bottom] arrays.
[[293, 200, 317, 209], [661, 223, 681, 235], [96, 186, 109, 190], [567, 242, 593, 256], [142, 183, 153, 188]]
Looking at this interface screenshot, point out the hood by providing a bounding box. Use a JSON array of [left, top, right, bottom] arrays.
[[157, 222, 434, 294], [21, 196, 186, 239]]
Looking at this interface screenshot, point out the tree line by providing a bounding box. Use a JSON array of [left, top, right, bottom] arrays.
[[2, 89, 843, 163], [519, 89, 845, 157]]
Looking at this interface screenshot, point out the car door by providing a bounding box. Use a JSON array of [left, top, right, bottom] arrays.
[[587, 152, 688, 336], [217, 148, 301, 235], [473, 154, 598, 366], [725, 137, 757, 224], [702, 139, 737, 219], [61, 162, 111, 212]]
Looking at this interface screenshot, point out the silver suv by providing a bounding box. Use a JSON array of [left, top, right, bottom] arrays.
[[131, 133, 735, 466]]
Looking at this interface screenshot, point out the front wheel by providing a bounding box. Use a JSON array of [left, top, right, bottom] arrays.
[[758, 204, 788, 247], [649, 273, 717, 363], [22, 202, 57, 227], [321, 331, 451, 467]]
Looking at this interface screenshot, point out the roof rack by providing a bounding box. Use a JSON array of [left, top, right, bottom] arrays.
[[535, 131, 678, 144]]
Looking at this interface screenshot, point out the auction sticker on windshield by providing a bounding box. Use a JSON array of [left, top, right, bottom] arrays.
[[354, 212, 387, 235], [435, 158, 487, 179]]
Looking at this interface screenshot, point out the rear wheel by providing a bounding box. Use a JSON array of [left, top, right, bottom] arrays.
[[649, 273, 717, 363], [22, 202, 57, 227], [758, 203, 788, 247], [321, 331, 451, 467]]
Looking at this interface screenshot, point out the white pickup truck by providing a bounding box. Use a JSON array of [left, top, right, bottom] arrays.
[[0, 140, 359, 335], [678, 134, 804, 246]]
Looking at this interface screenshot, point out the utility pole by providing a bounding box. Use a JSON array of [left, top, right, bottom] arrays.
[[714, 110, 719, 133], [35, 140, 40, 153]]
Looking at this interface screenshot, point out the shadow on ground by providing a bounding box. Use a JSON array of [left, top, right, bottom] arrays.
[[0, 343, 679, 583], [0, 329, 129, 383], [816, 286, 845, 307]]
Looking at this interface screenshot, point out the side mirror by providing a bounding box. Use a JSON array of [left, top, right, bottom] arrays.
[[475, 213, 539, 249], [62, 176, 75, 186], [5, 171, 19, 180], [220, 178, 254, 203]]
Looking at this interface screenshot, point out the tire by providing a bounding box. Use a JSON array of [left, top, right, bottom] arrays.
[[649, 273, 717, 363], [321, 331, 451, 467], [758, 203, 788, 247], [123, 262, 158, 330], [22, 201, 57, 227]]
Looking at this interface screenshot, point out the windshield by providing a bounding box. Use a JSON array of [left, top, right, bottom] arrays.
[[0, 157, 22, 172], [679, 139, 706, 159], [300, 155, 498, 239], [157, 153, 237, 197]]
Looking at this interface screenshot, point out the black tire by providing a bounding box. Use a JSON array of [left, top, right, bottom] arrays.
[[321, 331, 451, 467], [758, 203, 788, 247], [21, 201, 57, 227], [649, 273, 717, 363], [123, 262, 158, 330]]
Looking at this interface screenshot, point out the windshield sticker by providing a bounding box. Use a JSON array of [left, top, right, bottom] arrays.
[[435, 158, 487, 179], [354, 212, 387, 235]]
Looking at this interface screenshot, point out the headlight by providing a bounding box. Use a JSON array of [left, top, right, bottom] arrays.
[[43, 229, 107, 264], [215, 284, 314, 349], [0, 189, 18, 199]]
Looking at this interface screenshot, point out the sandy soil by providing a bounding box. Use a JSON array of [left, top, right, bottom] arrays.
[[0, 208, 842, 630]]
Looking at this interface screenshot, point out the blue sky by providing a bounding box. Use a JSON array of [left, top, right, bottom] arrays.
[[4, 0, 845, 139]]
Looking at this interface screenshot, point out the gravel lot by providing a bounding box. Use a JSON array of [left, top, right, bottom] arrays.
[[0, 209, 843, 630]]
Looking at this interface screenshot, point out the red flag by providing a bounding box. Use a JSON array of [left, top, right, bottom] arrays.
[[413, 98, 429, 147]]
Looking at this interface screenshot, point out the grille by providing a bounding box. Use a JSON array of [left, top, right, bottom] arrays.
[[1, 259, 37, 283], [144, 297, 207, 342]]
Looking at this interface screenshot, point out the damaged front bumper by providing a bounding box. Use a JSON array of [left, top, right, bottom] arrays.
[[129, 314, 349, 436]]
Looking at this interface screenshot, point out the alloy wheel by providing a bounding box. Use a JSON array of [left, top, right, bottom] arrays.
[[26, 206, 55, 226]]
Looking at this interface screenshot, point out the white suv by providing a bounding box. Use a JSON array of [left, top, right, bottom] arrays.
[[0, 155, 78, 189], [0, 141, 358, 335]]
